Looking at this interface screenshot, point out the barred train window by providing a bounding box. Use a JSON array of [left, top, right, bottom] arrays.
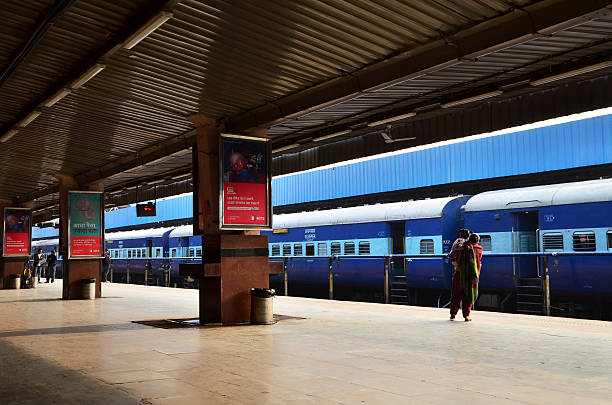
[[305, 243, 315, 256], [196, 248, 202, 257], [128, 250, 132, 258], [271, 245, 280, 256], [189, 248, 195, 257], [282, 244, 291, 256], [608, 232, 612, 250], [479, 235, 492, 251], [344, 242, 355, 255], [317, 243, 327, 256], [543, 233, 563, 251], [358, 241, 370, 255], [573, 232, 596, 252], [293, 244, 303, 256], [420, 239, 434, 254], [330, 242, 341, 255]]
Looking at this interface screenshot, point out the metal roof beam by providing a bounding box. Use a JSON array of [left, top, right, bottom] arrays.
[[0, 0, 77, 89], [225, 0, 612, 134]]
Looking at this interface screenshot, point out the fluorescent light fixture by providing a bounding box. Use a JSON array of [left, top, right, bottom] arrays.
[[16, 110, 42, 127], [171, 173, 191, 180], [367, 112, 416, 127], [441, 91, 502, 108], [313, 129, 350, 142], [43, 88, 71, 107], [147, 178, 165, 185], [272, 143, 300, 153], [530, 61, 612, 86], [71, 64, 106, 89], [0, 128, 18, 143], [123, 10, 173, 49]]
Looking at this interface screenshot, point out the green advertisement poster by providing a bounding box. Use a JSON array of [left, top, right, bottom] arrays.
[[69, 192, 103, 258]]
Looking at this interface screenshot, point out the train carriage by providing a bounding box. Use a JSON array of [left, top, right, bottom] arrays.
[[464, 178, 612, 317], [267, 196, 469, 303]]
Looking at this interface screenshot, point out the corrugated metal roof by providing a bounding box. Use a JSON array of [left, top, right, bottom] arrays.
[[1, 0, 612, 212], [273, 111, 612, 205]]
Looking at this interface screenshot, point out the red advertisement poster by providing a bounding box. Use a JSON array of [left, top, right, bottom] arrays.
[[69, 192, 103, 258], [221, 135, 271, 229], [3, 208, 31, 256], [223, 182, 268, 225], [70, 236, 102, 257]]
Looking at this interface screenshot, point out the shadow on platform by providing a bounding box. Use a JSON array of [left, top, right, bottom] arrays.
[[0, 340, 145, 405]]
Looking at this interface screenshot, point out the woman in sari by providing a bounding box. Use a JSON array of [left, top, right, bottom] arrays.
[[450, 233, 483, 321]]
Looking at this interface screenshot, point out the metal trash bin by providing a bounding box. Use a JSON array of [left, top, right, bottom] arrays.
[[9, 274, 21, 289], [82, 278, 96, 299], [251, 288, 275, 325]]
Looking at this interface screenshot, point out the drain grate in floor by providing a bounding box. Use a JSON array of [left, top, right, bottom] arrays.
[[133, 315, 306, 329]]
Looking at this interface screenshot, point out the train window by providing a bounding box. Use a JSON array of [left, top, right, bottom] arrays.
[[171, 249, 177, 258], [608, 232, 612, 250], [317, 243, 327, 256], [420, 239, 434, 254], [189, 248, 195, 257], [573, 232, 596, 251], [196, 248, 202, 257], [330, 242, 341, 255], [305, 243, 315, 256], [142, 248, 148, 258], [128, 250, 132, 258], [137, 249, 142, 258], [479, 235, 492, 251], [358, 241, 370, 255], [271, 245, 280, 256], [344, 242, 355, 255], [282, 244, 291, 256], [293, 244, 303, 256], [543, 233, 563, 251]]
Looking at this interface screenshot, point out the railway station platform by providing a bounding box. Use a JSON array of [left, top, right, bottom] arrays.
[[0, 283, 610, 405]]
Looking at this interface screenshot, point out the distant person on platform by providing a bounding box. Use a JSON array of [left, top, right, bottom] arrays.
[[103, 249, 112, 283], [450, 233, 483, 322], [46, 250, 57, 283], [32, 248, 45, 284]]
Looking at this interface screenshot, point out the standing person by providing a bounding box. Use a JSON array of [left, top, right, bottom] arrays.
[[448, 229, 470, 316], [32, 248, 45, 285], [450, 233, 483, 322], [103, 249, 112, 283], [46, 250, 57, 283]]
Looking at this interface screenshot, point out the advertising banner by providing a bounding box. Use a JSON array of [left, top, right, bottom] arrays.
[[68, 191, 104, 258], [220, 134, 272, 230], [2, 208, 31, 257]]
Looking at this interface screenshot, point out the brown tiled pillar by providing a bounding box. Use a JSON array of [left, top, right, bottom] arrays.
[[189, 116, 270, 324], [54, 174, 103, 299], [0, 199, 27, 289]]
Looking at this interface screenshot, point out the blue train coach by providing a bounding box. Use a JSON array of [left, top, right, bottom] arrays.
[[464, 178, 612, 317], [266, 196, 469, 302]]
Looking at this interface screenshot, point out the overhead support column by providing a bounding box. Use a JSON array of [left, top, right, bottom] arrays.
[[0, 199, 25, 289], [188, 115, 270, 325], [54, 174, 104, 299]]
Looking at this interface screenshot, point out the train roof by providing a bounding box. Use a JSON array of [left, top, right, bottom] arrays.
[[464, 178, 612, 212], [32, 238, 58, 247], [169, 225, 193, 238], [105, 227, 174, 241], [273, 197, 463, 228]]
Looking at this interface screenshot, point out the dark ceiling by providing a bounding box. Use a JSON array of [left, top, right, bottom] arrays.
[[1, 0, 611, 221]]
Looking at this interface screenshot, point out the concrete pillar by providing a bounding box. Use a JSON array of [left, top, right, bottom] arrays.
[[54, 174, 103, 299], [0, 199, 26, 289], [188, 116, 270, 325]]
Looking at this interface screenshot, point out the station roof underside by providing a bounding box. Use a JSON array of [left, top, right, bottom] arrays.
[[1, 0, 612, 220]]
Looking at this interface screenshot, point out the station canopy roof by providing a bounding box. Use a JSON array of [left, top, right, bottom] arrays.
[[1, 0, 612, 220]]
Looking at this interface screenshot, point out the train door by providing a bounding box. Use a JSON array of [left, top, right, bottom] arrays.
[[389, 222, 405, 273], [512, 211, 539, 278]]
